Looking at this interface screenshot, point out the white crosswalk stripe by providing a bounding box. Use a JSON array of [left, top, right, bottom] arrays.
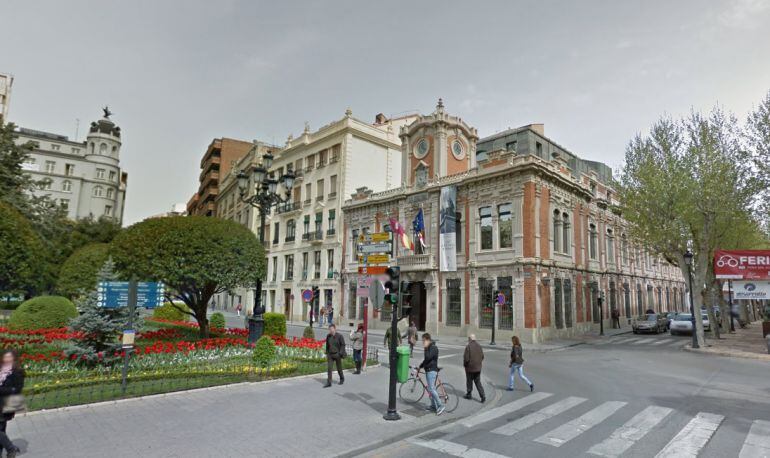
[[655, 412, 724, 457], [535, 401, 627, 447], [460, 392, 553, 428], [492, 397, 587, 436], [740, 419, 770, 458], [651, 339, 669, 345], [587, 405, 673, 457], [408, 438, 508, 458]]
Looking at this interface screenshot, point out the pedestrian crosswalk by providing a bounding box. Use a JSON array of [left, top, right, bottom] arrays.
[[409, 392, 770, 458], [589, 334, 687, 348]]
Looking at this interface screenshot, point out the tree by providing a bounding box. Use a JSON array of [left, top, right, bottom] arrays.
[[0, 201, 45, 297], [57, 243, 110, 298], [64, 259, 143, 366], [110, 216, 265, 338], [618, 106, 764, 347], [748, 90, 770, 229]]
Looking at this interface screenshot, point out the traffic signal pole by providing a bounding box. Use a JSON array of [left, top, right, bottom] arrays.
[[383, 266, 401, 421]]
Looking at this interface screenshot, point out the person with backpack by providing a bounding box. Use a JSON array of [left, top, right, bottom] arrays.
[[508, 336, 533, 392]]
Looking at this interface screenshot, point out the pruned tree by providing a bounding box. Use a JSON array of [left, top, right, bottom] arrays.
[[110, 216, 265, 338], [0, 201, 45, 297], [57, 242, 110, 298]]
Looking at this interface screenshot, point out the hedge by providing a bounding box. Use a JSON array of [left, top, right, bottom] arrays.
[[152, 302, 190, 322], [210, 312, 226, 330], [9, 296, 78, 330], [56, 243, 110, 298], [253, 336, 276, 367], [264, 312, 286, 337]]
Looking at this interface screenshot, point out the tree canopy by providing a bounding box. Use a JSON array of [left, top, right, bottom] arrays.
[[57, 242, 111, 298], [110, 216, 266, 337], [0, 201, 45, 297]]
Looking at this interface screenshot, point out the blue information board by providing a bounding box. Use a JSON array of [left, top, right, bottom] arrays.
[[97, 282, 165, 309]]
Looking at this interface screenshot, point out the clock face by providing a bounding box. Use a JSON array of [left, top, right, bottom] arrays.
[[451, 139, 465, 159], [414, 138, 429, 159]]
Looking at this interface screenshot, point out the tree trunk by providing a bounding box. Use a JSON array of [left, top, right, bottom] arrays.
[[195, 313, 210, 339], [704, 281, 720, 339], [691, 253, 708, 347]]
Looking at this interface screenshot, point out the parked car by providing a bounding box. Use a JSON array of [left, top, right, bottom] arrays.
[[632, 314, 667, 334], [669, 313, 711, 335], [670, 313, 693, 335]]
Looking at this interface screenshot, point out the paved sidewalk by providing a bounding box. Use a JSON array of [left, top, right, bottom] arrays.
[[684, 320, 770, 361], [8, 362, 490, 457]]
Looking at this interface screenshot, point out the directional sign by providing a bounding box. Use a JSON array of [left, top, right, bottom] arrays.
[[357, 242, 392, 254], [358, 266, 388, 275], [97, 282, 165, 309], [358, 232, 390, 243], [359, 254, 390, 264]]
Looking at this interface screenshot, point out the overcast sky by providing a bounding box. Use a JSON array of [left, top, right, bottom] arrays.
[[3, 0, 770, 225]]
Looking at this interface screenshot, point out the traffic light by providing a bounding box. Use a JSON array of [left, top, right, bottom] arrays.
[[384, 266, 400, 307]]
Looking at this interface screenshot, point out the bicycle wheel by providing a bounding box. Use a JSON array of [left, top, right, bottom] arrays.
[[438, 382, 459, 413], [399, 377, 425, 404]]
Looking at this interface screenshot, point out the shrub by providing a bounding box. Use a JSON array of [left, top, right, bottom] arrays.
[[152, 302, 190, 322], [0, 300, 23, 311], [210, 312, 226, 330], [0, 201, 45, 296], [302, 325, 315, 339], [264, 312, 286, 337], [8, 295, 78, 330], [252, 336, 276, 367]]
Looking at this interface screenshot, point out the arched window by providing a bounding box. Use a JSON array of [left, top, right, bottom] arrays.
[[62, 180, 72, 192], [606, 228, 615, 263], [93, 186, 104, 197], [552, 210, 561, 252], [562, 212, 570, 255], [99, 143, 107, 155]]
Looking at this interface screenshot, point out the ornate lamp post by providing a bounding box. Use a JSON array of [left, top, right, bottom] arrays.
[[683, 249, 699, 349], [237, 152, 295, 344]]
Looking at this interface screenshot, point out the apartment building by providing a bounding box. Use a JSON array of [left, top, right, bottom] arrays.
[[342, 100, 686, 343], [187, 137, 255, 217], [15, 112, 128, 223], [262, 109, 416, 321]]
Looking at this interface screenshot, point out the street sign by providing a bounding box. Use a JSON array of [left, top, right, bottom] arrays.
[[301, 289, 313, 302], [121, 330, 136, 348], [97, 282, 164, 309], [357, 242, 392, 254], [358, 232, 390, 243], [359, 254, 390, 264], [497, 293, 506, 305], [358, 266, 388, 275], [356, 275, 371, 297]]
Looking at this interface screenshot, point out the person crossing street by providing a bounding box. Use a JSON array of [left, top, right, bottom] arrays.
[[323, 324, 346, 388], [418, 333, 444, 415], [463, 334, 485, 402]]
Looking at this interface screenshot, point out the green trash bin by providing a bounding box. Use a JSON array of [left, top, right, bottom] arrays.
[[396, 346, 411, 383]]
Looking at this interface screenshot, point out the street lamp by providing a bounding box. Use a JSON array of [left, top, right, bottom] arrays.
[[237, 153, 296, 344], [598, 291, 605, 336], [683, 249, 699, 349]]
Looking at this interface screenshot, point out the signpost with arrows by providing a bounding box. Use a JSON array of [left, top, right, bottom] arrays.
[[356, 232, 393, 374]]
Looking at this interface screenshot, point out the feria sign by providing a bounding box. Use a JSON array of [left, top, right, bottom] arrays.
[[714, 249, 770, 280]]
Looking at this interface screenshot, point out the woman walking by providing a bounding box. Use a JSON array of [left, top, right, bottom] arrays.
[[0, 349, 24, 457], [349, 324, 364, 374], [508, 336, 533, 392]]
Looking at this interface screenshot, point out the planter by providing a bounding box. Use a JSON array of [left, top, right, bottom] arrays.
[[762, 321, 770, 338]]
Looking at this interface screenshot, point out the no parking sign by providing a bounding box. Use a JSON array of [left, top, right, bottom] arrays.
[[302, 289, 313, 302]]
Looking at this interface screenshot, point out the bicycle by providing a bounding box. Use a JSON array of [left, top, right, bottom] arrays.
[[398, 366, 459, 413]]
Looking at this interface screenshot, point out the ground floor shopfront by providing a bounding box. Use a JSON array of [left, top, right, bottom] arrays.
[[340, 263, 687, 344]]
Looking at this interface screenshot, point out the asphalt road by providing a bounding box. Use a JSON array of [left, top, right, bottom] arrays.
[[359, 331, 770, 458]]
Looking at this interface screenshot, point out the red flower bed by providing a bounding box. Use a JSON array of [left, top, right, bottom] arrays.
[[271, 336, 324, 350]]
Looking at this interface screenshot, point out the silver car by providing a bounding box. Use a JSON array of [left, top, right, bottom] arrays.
[[670, 313, 711, 335], [632, 314, 666, 334]]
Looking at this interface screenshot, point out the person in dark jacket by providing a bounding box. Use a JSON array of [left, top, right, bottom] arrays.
[[0, 349, 23, 457], [418, 333, 444, 415], [463, 334, 485, 402], [324, 324, 346, 388], [508, 336, 533, 392]]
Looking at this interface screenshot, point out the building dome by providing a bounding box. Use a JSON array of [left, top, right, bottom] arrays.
[[89, 118, 121, 138]]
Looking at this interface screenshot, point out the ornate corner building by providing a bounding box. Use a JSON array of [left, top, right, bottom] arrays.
[[342, 100, 686, 343]]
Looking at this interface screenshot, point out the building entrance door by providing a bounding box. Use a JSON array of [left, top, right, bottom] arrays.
[[405, 282, 427, 331], [283, 289, 292, 320]]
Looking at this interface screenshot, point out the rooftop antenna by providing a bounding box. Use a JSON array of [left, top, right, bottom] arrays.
[[74, 118, 80, 141]]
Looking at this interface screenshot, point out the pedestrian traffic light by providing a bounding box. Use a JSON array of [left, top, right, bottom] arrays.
[[399, 281, 412, 319]]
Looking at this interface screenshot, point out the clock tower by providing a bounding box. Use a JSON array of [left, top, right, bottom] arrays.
[[399, 98, 478, 188]]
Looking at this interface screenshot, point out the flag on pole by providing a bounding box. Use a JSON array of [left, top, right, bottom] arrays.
[[389, 216, 413, 250], [413, 209, 426, 251]]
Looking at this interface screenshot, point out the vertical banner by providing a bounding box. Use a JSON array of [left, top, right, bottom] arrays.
[[439, 185, 457, 272]]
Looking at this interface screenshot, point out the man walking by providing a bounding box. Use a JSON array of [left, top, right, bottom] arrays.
[[463, 334, 485, 402], [611, 308, 620, 329], [324, 324, 346, 388], [406, 321, 418, 356], [419, 333, 444, 415]]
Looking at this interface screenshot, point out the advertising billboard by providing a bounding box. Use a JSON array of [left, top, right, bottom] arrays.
[[714, 250, 770, 280]]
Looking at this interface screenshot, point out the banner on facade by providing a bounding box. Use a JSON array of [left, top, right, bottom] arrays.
[[733, 280, 770, 300], [714, 249, 770, 280], [439, 185, 457, 272]]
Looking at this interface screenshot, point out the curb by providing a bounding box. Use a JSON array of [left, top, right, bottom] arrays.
[[682, 344, 770, 361]]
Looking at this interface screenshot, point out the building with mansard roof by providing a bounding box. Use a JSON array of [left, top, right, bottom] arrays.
[[342, 100, 686, 343]]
